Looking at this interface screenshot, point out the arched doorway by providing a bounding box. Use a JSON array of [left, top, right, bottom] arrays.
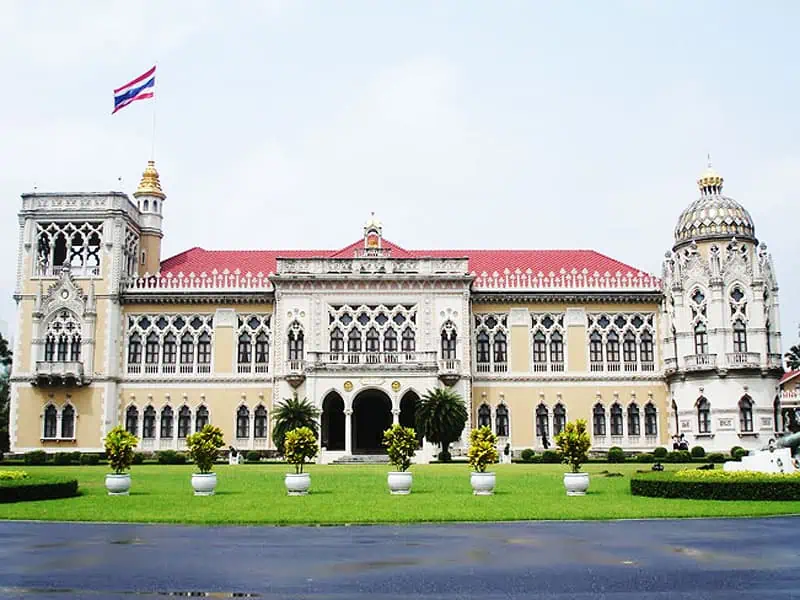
[[352, 389, 392, 454], [321, 392, 345, 451], [400, 390, 422, 447]]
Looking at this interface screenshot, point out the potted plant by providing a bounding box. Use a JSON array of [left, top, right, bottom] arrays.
[[554, 419, 591, 496], [186, 424, 225, 496], [468, 426, 499, 495], [383, 424, 417, 495], [103, 426, 138, 495], [284, 426, 318, 495]]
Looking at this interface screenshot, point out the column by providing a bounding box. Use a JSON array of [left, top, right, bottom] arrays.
[[392, 409, 400, 425], [344, 409, 353, 454]]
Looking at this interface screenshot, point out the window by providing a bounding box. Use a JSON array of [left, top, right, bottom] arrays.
[[195, 405, 209, 431], [59, 405, 74, 438], [532, 332, 547, 365], [143, 406, 156, 438], [384, 329, 398, 353], [366, 327, 380, 353], [593, 404, 606, 436], [739, 396, 754, 433], [43, 405, 57, 438], [348, 328, 361, 353], [160, 406, 174, 439], [45, 336, 56, 362], [694, 323, 708, 355], [478, 404, 491, 428], [255, 332, 269, 366], [536, 404, 549, 439], [553, 403, 566, 436], [610, 403, 624, 436], [697, 397, 711, 434], [644, 403, 657, 436], [127, 313, 215, 375], [640, 331, 654, 364], [254, 405, 268, 438], [401, 327, 415, 352], [125, 406, 139, 435], [550, 331, 564, 364], [441, 322, 457, 360], [180, 333, 194, 365], [330, 328, 344, 353], [288, 323, 304, 360], [493, 331, 507, 364], [623, 331, 637, 364], [496, 404, 509, 437], [69, 336, 81, 362], [145, 332, 159, 365], [56, 335, 68, 361], [476, 331, 490, 364], [606, 332, 620, 365], [590, 331, 603, 364], [236, 406, 250, 438], [733, 320, 748, 353], [177, 406, 191, 438], [238, 333, 252, 364], [34, 221, 103, 277], [627, 403, 640, 436], [162, 333, 176, 366], [197, 332, 212, 365]]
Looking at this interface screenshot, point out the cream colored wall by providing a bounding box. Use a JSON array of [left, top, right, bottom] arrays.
[[15, 298, 34, 373], [214, 327, 234, 373], [510, 326, 529, 372], [138, 234, 162, 275], [15, 386, 105, 449], [784, 379, 799, 393], [567, 326, 587, 372]]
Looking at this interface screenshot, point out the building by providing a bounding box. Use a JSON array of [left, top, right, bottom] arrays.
[[8, 161, 786, 459]]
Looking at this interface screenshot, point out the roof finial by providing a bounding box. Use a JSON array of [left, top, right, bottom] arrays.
[[707, 152, 712, 169], [133, 160, 165, 199], [697, 156, 723, 195]]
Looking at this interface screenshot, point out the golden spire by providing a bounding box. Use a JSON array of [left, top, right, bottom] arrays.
[[133, 160, 165, 199], [697, 154, 723, 194]]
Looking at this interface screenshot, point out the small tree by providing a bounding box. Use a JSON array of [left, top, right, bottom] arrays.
[[554, 419, 591, 473], [383, 424, 417, 472], [284, 427, 318, 474], [416, 387, 468, 461], [272, 394, 320, 456], [785, 343, 800, 370], [467, 426, 499, 473], [104, 426, 139, 474], [186, 424, 225, 474]]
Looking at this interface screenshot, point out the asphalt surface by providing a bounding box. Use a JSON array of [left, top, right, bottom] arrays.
[[0, 517, 799, 599]]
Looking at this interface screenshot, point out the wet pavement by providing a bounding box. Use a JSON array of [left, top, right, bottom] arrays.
[[0, 517, 799, 598]]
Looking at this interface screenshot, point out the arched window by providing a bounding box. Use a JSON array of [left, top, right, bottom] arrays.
[[197, 332, 212, 366], [384, 329, 398, 353], [606, 332, 620, 366], [180, 333, 194, 367], [61, 405, 75, 439], [45, 335, 56, 362], [401, 327, 416, 353], [441, 323, 457, 360], [162, 333, 177, 367], [253, 405, 268, 439], [640, 331, 654, 366], [142, 406, 156, 439], [733, 320, 748, 353], [553, 403, 566, 435], [287, 324, 304, 360], [177, 406, 191, 438], [347, 328, 361, 353], [237, 332, 252, 365], [476, 331, 490, 365], [694, 323, 708, 355], [697, 397, 711, 434], [644, 402, 658, 436], [44, 310, 82, 362], [589, 331, 603, 366], [125, 406, 139, 435], [496, 404, 509, 437], [145, 332, 160, 365], [57, 334, 68, 361], [69, 336, 81, 362], [550, 331, 564, 365], [623, 331, 637, 365], [593, 403, 606, 436], [610, 403, 624, 436], [493, 331, 507, 364], [478, 403, 491, 428], [330, 327, 344, 353], [739, 395, 754, 433], [532, 331, 547, 366], [236, 406, 250, 439], [627, 403, 640, 436], [255, 332, 269, 368], [195, 405, 209, 431], [366, 327, 380, 353], [160, 406, 174, 439], [536, 403, 550, 439], [43, 405, 57, 438]]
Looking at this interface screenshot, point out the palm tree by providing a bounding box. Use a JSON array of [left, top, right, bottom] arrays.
[[271, 393, 320, 455], [415, 387, 468, 462], [785, 344, 800, 370]]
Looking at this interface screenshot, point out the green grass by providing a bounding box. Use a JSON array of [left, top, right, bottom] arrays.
[[1, 463, 799, 525]]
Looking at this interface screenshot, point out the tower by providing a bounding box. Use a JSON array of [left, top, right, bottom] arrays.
[[133, 160, 166, 275]]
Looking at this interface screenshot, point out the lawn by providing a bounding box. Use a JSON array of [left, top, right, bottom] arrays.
[[1, 463, 800, 525]]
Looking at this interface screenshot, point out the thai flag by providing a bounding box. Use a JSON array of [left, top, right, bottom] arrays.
[[113, 66, 155, 114]]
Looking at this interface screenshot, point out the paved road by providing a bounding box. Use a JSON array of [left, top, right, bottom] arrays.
[[0, 517, 799, 598]]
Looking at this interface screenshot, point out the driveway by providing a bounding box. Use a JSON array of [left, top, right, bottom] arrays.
[[0, 517, 799, 598]]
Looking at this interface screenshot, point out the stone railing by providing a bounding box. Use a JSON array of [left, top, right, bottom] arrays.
[[471, 268, 660, 291], [308, 351, 438, 369], [276, 257, 470, 276], [768, 354, 784, 369], [124, 270, 274, 292], [32, 361, 86, 386], [726, 352, 761, 368], [684, 354, 717, 370]]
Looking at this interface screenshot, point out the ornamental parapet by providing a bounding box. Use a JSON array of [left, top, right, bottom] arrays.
[[123, 270, 274, 293], [274, 257, 470, 277], [471, 268, 660, 291]]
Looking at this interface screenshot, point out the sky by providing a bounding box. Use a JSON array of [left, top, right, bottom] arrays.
[[0, 0, 797, 349]]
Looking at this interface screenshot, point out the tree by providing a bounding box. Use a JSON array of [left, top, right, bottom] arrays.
[[415, 387, 468, 462], [0, 333, 13, 453], [271, 393, 320, 455], [786, 344, 800, 370]]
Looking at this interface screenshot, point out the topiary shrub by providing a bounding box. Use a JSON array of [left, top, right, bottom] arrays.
[[607, 446, 626, 463], [186, 425, 226, 474], [554, 419, 591, 473], [468, 426, 499, 473], [104, 426, 139, 474], [520, 448, 536, 463], [246, 451, 261, 463], [707, 453, 726, 464], [666, 450, 692, 463], [653, 446, 668, 459], [53, 452, 73, 466], [636, 453, 655, 463], [80, 453, 100, 465], [132, 453, 145, 465], [631, 470, 800, 501], [24, 451, 47, 465], [284, 426, 318, 474], [157, 450, 187, 465], [690, 445, 706, 458], [0, 473, 79, 503], [383, 424, 418, 472], [541, 450, 560, 464], [732, 447, 748, 461]]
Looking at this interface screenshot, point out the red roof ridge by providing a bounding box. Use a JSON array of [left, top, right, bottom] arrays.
[[780, 370, 799, 385]]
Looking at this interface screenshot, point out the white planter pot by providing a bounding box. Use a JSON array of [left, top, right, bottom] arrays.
[[387, 471, 413, 495], [470, 471, 496, 496], [563, 472, 590, 496], [191, 472, 217, 496], [105, 473, 131, 496], [285, 472, 311, 496]]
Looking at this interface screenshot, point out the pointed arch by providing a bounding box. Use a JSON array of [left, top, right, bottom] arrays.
[[236, 405, 250, 439], [477, 403, 491, 428], [739, 394, 754, 433], [496, 403, 509, 437], [43, 404, 58, 439]]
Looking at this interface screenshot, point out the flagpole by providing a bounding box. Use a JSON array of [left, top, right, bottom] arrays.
[[151, 64, 157, 161]]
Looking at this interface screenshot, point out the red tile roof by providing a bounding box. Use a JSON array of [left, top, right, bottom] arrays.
[[780, 370, 799, 385]]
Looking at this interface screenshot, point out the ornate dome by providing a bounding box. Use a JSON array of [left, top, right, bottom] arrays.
[[673, 164, 755, 249], [133, 160, 165, 199]]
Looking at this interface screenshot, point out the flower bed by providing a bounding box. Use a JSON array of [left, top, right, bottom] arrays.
[[631, 469, 800, 501], [0, 471, 79, 503]]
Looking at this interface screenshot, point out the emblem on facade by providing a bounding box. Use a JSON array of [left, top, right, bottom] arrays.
[[343, 381, 353, 392], [391, 381, 401, 392]]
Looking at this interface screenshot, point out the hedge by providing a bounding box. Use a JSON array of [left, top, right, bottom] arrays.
[[607, 447, 625, 463], [0, 474, 79, 503], [631, 470, 800, 501]]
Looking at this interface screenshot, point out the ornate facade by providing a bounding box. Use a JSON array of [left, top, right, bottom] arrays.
[[8, 161, 786, 459]]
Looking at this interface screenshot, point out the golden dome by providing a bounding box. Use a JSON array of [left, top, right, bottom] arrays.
[[133, 160, 165, 199], [697, 165, 724, 193]]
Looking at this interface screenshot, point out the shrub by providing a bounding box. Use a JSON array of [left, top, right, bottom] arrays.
[[0, 474, 79, 503], [0, 470, 28, 480], [555, 419, 591, 473], [24, 451, 47, 465], [690, 446, 706, 458], [653, 446, 668, 459], [186, 425, 226, 474], [636, 453, 655, 463], [157, 450, 187, 465], [53, 452, 73, 466], [132, 453, 145, 465], [607, 447, 625, 463], [69, 451, 82, 464], [541, 450, 561, 464], [631, 470, 800, 501], [284, 426, 318, 474], [246, 451, 261, 463], [707, 453, 726, 464], [520, 448, 536, 463], [467, 426, 498, 473], [732, 447, 748, 460], [383, 424, 418, 472], [438, 449, 452, 462], [666, 450, 692, 463], [104, 426, 139, 474], [80, 453, 100, 465]]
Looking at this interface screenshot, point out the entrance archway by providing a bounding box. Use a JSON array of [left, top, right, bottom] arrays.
[[321, 392, 345, 451], [399, 390, 422, 447], [352, 389, 392, 454]]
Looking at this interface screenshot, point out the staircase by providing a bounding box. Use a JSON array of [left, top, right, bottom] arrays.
[[331, 454, 390, 465]]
